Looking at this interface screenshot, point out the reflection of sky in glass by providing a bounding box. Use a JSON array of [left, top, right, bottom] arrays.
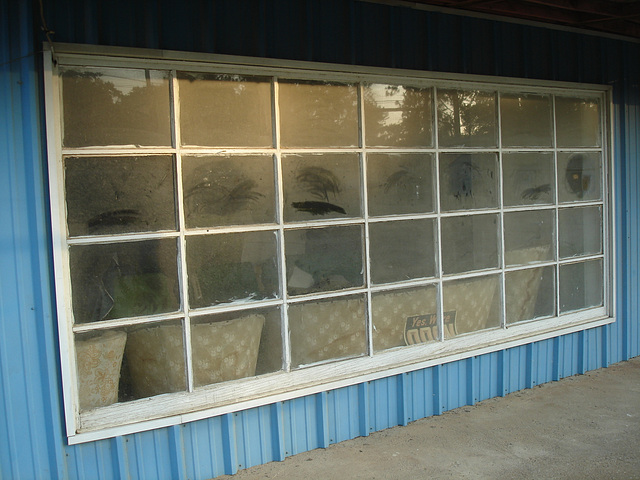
[[368, 84, 408, 126], [77, 67, 167, 95]]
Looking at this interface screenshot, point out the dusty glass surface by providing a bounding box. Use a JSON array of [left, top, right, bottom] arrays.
[[282, 154, 361, 222], [439, 153, 498, 211], [555, 97, 601, 147], [182, 155, 276, 228], [500, 94, 553, 147], [363, 84, 433, 147], [65, 156, 176, 237], [443, 275, 500, 336], [69, 239, 180, 324], [506, 266, 555, 324], [502, 152, 555, 206], [178, 72, 273, 147], [285, 225, 364, 295], [75, 320, 189, 409], [558, 152, 602, 203], [367, 153, 434, 216], [437, 89, 497, 148], [371, 285, 438, 351], [504, 210, 555, 266], [279, 80, 358, 147], [558, 206, 602, 258], [559, 259, 604, 313], [61, 67, 171, 147], [187, 231, 279, 308], [369, 219, 435, 284], [441, 214, 499, 275], [289, 295, 366, 367], [190, 307, 282, 388]]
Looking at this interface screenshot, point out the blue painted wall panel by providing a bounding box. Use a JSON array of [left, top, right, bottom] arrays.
[[1, 1, 639, 478]]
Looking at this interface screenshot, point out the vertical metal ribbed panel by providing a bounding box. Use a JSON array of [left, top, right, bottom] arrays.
[[1, 1, 639, 479]]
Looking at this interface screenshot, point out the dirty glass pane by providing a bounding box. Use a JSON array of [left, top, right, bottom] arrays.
[[76, 319, 189, 409], [502, 153, 555, 206], [187, 231, 279, 308], [369, 219, 435, 284], [190, 307, 282, 388], [178, 72, 273, 147], [69, 239, 180, 324], [282, 154, 360, 222], [441, 214, 499, 275], [558, 152, 602, 203], [559, 259, 603, 313], [437, 89, 497, 148], [504, 210, 555, 266], [558, 206, 602, 259], [500, 94, 553, 147], [65, 156, 176, 237], [61, 67, 171, 147], [289, 295, 366, 367], [285, 225, 364, 296], [367, 153, 434, 216], [279, 80, 358, 147], [182, 155, 276, 228], [439, 153, 498, 211], [363, 84, 433, 147], [443, 275, 500, 336], [506, 266, 555, 324], [555, 97, 601, 147], [371, 285, 438, 351]]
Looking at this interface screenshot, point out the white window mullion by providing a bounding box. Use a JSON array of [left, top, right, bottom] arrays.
[[171, 70, 195, 393], [273, 77, 292, 373], [433, 86, 446, 342], [497, 93, 507, 329], [552, 95, 561, 318]]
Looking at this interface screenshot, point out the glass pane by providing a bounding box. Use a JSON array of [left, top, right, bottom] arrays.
[[122, 320, 187, 400], [279, 80, 358, 147], [558, 152, 602, 203], [558, 206, 602, 258], [283, 154, 360, 222], [285, 226, 364, 295], [369, 219, 435, 284], [560, 259, 603, 313], [439, 153, 498, 211], [190, 307, 282, 388], [504, 210, 555, 266], [69, 239, 179, 324], [443, 275, 500, 336], [364, 84, 433, 147], [437, 89, 497, 148], [61, 67, 171, 147], [178, 72, 272, 147], [182, 155, 276, 228], [371, 285, 438, 351], [75, 329, 128, 410], [555, 97, 601, 147], [500, 94, 552, 147], [367, 153, 434, 216], [65, 156, 176, 236], [289, 295, 366, 367], [187, 231, 279, 308], [441, 214, 499, 275], [503, 153, 555, 206], [506, 266, 555, 324]]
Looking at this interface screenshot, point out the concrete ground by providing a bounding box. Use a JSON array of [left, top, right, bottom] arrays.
[[218, 356, 640, 480]]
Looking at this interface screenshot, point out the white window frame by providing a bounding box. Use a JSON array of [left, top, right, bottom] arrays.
[[43, 44, 615, 444]]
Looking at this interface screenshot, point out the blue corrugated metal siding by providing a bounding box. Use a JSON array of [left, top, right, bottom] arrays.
[[1, 0, 639, 478]]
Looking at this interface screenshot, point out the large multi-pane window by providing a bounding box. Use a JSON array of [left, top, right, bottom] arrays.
[[45, 49, 612, 439]]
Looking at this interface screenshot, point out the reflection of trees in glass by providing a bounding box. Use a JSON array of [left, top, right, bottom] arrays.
[[437, 89, 495, 144], [62, 69, 170, 147], [292, 166, 346, 215], [364, 84, 432, 146]]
